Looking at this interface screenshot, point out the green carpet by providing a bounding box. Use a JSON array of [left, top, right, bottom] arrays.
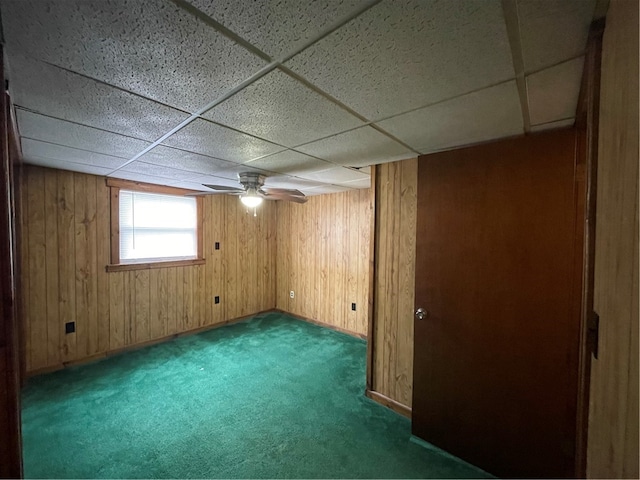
[[22, 312, 491, 478]]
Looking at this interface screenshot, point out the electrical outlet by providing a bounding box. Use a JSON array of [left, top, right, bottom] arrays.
[[290, 290, 295, 299], [215, 242, 220, 250], [214, 296, 220, 304], [351, 303, 356, 311], [65, 321, 75, 334]]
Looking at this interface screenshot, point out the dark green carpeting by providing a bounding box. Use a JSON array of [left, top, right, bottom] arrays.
[[22, 312, 490, 478]]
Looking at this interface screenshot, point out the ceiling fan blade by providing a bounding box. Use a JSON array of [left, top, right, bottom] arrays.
[[202, 184, 244, 192], [262, 187, 305, 196], [262, 192, 308, 204]]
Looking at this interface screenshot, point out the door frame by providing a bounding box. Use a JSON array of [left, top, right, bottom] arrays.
[[574, 18, 605, 479], [0, 45, 24, 478]]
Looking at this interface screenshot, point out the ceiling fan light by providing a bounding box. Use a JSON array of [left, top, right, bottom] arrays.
[[240, 194, 263, 208]]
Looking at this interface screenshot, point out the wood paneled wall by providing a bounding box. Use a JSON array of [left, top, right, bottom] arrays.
[[20, 166, 276, 373], [587, 0, 639, 477], [371, 159, 417, 408], [275, 190, 371, 337]]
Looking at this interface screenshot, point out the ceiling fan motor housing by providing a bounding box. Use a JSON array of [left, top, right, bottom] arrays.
[[238, 172, 266, 190]]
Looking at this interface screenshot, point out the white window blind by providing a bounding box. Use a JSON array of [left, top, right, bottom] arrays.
[[119, 190, 197, 262]]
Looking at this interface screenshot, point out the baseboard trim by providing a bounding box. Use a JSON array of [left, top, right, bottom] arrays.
[[365, 389, 412, 418], [273, 309, 367, 340], [28, 309, 366, 377], [26, 310, 277, 377]]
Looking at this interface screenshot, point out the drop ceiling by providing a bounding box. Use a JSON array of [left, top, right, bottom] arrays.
[[0, 0, 597, 195]]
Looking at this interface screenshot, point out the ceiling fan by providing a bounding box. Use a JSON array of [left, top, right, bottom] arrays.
[[198, 172, 308, 207]]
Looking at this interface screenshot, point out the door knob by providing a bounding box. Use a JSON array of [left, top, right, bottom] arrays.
[[415, 307, 429, 320]]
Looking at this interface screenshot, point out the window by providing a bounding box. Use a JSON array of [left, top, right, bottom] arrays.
[[107, 179, 203, 272]]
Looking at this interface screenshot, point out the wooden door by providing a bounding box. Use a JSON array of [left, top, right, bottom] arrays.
[[412, 130, 583, 478]]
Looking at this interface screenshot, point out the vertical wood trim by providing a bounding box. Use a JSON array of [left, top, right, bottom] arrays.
[[366, 165, 378, 391], [167, 267, 178, 335], [96, 176, 111, 353], [109, 186, 119, 265], [27, 167, 47, 369], [20, 166, 30, 373], [575, 18, 605, 479], [58, 170, 76, 361], [44, 171, 60, 366], [135, 270, 150, 343], [587, 0, 639, 477], [85, 176, 98, 356], [108, 273, 124, 349], [0, 47, 23, 473], [196, 196, 204, 260], [148, 269, 161, 339]]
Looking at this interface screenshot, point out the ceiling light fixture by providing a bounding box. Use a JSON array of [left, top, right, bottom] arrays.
[[240, 187, 263, 208]]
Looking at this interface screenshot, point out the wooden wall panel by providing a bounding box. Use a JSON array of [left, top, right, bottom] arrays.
[[57, 170, 77, 361], [371, 158, 418, 408], [275, 190, 371, 337], [21, 166, 277, 372], [587, 0, 639, 477]]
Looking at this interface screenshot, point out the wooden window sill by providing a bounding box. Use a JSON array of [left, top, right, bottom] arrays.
[[106, 258, 205, 272]]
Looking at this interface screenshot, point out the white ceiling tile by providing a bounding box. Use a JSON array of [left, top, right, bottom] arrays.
[[162, 118, 283, 163], [244, 150, 333, 174], [296, 166, 368, 184], [186, 164, 271, 186], [8, 55, 188, 142], [1, 0, 266, 113], [339, 177, 371, 189], [22, 138, 127, 169], [527, 57, 584, 126], [185, 0, 371, 60], [296, 126, 413, 168], [377, 81, 524, 154], [530, 118, 575, 132], [137, 145, 241, 175], [23, 156, 114, 177], [285, 0, 515, 120], [119, 161, 202, 181], [203, 69, 363, 146], [203, 163, 272, 180], [16, 109, 151, 159], [517, 0, 596, 73]]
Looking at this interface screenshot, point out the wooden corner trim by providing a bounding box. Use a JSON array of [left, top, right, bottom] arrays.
[[366, 164, 378, 391]]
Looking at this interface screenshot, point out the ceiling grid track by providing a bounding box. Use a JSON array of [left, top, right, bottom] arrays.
[[501, 0, 532, 134], [3, 0, 599, 193], [109, 0, 385, 177]]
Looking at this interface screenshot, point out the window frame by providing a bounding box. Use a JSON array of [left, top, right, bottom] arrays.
[[106, 178, 204, 272]]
